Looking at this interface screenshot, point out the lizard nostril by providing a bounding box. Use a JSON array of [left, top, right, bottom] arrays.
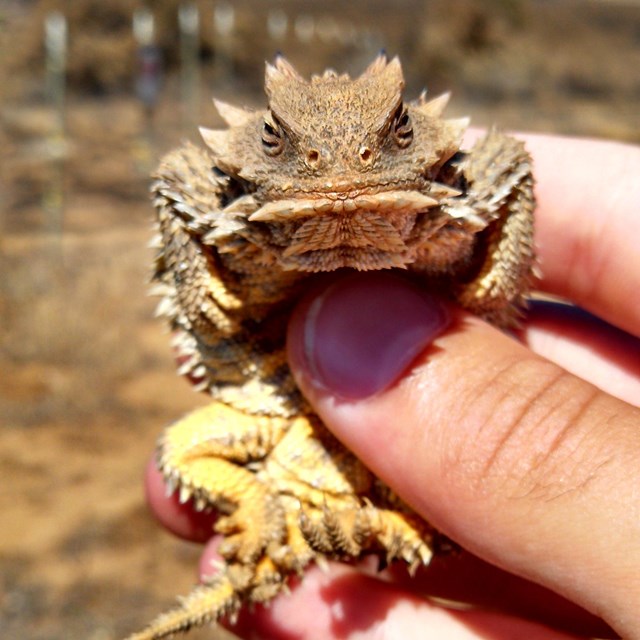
[[306, 149, 320, 166], [359, 146, 373, 164]]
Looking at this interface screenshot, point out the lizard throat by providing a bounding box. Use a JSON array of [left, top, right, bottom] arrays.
[[259, 206, 446, 272]]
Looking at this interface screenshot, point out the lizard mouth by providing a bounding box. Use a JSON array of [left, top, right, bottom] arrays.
[[243, 188, 455, 272], [248, 188, 446, 222]]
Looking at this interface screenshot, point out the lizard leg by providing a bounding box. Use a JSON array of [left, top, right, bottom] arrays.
[[266, 495, 316, 574], [451, 130, 536, 326], [152, 143, 305, 417], [300, 502, 433, 572], [366, 506, 434, 570], [158, 401, 290, 563]]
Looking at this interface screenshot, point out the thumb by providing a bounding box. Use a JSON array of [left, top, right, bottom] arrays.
[[287, 272, 640, 638]]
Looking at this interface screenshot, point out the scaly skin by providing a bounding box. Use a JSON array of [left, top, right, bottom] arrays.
[[125, 55, 535, 639]]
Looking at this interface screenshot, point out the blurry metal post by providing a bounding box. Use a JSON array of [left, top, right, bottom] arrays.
[[213, 1, 236, 80], [267, 9, 288, 42], [133, 8, 162, 169], [179, 3, 200, 134], [44, 11, 68, 242], [294, 14, 315, 44]]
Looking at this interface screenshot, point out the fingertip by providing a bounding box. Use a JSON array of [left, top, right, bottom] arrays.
[[144, 456, 217, 543], [288, 271, 450, 400]]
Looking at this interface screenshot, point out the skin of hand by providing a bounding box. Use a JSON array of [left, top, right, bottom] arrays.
[[145, 134, 640, 639]]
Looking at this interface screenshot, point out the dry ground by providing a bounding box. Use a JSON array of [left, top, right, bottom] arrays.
[[1, 97, 230, 639]]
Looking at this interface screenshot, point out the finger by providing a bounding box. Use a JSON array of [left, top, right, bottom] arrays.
[[287, 272, 640, 638], [144, 457, 217, 543], [387, 551, 616, 638], [522, 135, 640, 334], [522, 300, 640, 406], [471, 132, 640, 335], [223, 562, 584, 640]]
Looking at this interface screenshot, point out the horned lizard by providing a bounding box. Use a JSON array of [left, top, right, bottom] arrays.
[[125, 55, 535, 639]]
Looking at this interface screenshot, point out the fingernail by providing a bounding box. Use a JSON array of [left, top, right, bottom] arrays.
[[289, 273, 450, 399]]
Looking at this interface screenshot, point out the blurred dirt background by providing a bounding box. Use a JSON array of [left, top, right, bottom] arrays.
[[1, 1, 639, 638]]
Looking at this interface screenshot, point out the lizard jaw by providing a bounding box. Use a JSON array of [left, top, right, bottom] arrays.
[[247, 189, 439, 222]]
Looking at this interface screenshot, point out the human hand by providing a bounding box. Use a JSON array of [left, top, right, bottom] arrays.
[[146, 134, 640, 639]]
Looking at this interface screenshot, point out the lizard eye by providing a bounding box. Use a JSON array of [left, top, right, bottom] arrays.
[[392, 104, 413, 148], [261, 114, 284, 156]]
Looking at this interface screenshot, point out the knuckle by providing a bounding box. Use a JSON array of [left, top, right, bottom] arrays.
[[446, 356, 605, 503]]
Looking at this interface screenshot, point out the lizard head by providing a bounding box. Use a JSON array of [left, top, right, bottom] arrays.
[[200, 55, 470, 271]]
